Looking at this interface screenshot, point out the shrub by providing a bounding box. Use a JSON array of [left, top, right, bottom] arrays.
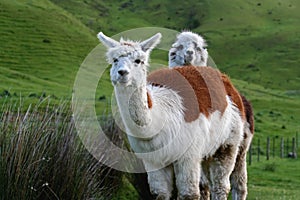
[[0, 100, 122, 200]]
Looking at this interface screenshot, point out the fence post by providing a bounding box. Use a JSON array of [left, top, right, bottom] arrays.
[[280, 137, 284, 158], [292, 137, 297, 159], [266, 137, 270, 160]]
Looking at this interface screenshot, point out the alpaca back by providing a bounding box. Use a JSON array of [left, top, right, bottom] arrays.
[[148, 66, 245, 122]]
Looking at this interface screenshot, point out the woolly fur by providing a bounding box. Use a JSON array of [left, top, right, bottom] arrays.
[[98, 32, 245, 200], [168, 30, 254, 200], [169, 31, 208, 68]]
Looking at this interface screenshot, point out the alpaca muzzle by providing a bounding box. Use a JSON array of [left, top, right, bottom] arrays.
[[184, 56, 193, 65], [118, 69, 129, 76]]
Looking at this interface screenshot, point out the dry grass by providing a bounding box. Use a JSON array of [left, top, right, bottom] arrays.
[[0, 99, 122, 200]]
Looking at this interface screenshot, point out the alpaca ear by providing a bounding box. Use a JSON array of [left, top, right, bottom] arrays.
[[97, 32, 119, 48], [140, 33, 162, 52]]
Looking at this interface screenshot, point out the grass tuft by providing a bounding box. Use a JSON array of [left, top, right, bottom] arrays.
[[263, 162, 277, 172], [0, 100, 122, 200]]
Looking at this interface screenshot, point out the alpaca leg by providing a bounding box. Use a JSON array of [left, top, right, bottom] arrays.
[[146, 165, 174, 200], [200, 167, 210, 200], [231, 130, 253, 200], [200, 158, 212, 199], [230, 150, 247, 200], [200, 178, 210, 200], [209, 145, 239, 200], [174, 158, 201, 200]]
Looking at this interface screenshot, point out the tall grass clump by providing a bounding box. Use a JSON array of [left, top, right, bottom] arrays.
[[0, 99, 122, 200]]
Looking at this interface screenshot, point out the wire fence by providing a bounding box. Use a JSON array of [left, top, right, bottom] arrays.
[[248, 132, 299, 165]]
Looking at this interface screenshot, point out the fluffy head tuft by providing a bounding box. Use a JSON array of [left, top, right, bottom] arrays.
[[176, 31, 207, 48], [98, 32, 161, 86]]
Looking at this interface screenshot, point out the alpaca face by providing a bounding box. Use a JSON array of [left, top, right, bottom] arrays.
[[169, 31, 208, 68], [97, 32, 162, 86], [108, 46, 148, 86]]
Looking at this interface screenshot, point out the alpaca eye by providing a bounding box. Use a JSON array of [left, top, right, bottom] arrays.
[[113, 58, 118, 63], [170, 52, 176, 56], [196, 47, 202, 52], [135, 59, 141, 64]]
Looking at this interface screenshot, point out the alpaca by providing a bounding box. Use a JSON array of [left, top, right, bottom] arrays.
[[169, 31, 208, 68], [168, 31, 254, 200], [98, 32, 245, 200]]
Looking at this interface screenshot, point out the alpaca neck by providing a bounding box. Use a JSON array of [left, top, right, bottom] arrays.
[[114, 82, 151, 132]]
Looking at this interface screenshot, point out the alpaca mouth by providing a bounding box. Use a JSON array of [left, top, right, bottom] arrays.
[[117, 76, 130, 85], [184, 57, 193, 65], [184, 59, 192, 65], [111, 76, 129, 86], [118, 79, 128, 84]]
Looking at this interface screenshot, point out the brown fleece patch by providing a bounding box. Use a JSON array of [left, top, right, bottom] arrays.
[[148, 67, 200, 122], [175, 66, 228, 118], [213, 144, 234, 161], [202, 144, 235, 164], [221, 74, 246, 120], [147, 66, 229, 122], [241, 95, 254, 134], [147, 91, 153, 109]]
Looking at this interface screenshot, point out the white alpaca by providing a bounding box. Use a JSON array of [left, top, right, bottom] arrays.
[[168, 31, 254, 200], [169, 31, 208, 68], [98, 32, 246, 200]]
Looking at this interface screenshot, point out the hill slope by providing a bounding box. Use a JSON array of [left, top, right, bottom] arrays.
[[0, 0, 299, 136], [199, 0, 300, 90], [49, 0, 300, 137], [0, 1, 300, 200], [1, 0, 299, 95], [50, 0, 300, 90], [0, 0, 97, 98]]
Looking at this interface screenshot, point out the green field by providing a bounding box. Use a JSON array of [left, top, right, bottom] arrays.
[[0, 0, 299, 199], [248, 158, 300, 200]]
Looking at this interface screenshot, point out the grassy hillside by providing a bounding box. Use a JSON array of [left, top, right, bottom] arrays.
[[1, 0, 299, 94], [50, 0, 300, 90], [248, 158, 300, 200], [199, 0, 300, 90], [47, 0, 300, 138], [1, 0, 300, 199], [0, 0, 97, 99]]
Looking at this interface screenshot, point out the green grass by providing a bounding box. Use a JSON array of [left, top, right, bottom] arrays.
[[0, 0, 97, 98], [195, 0, 300, 90], [1, 0, 300, 199], [233, 79, 300, 137], [248, 158, 300, 200], [49, 0, 300, 90], [111, 176, 139, 200]]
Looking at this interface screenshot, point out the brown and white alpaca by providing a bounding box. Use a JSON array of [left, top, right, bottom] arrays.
[[168, 31, 254, 200], [98, 32, 245, 200]]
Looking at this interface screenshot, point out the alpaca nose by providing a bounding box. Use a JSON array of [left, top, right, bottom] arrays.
[[118, 69, 129, 76], [186, 50, 194, 55]]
